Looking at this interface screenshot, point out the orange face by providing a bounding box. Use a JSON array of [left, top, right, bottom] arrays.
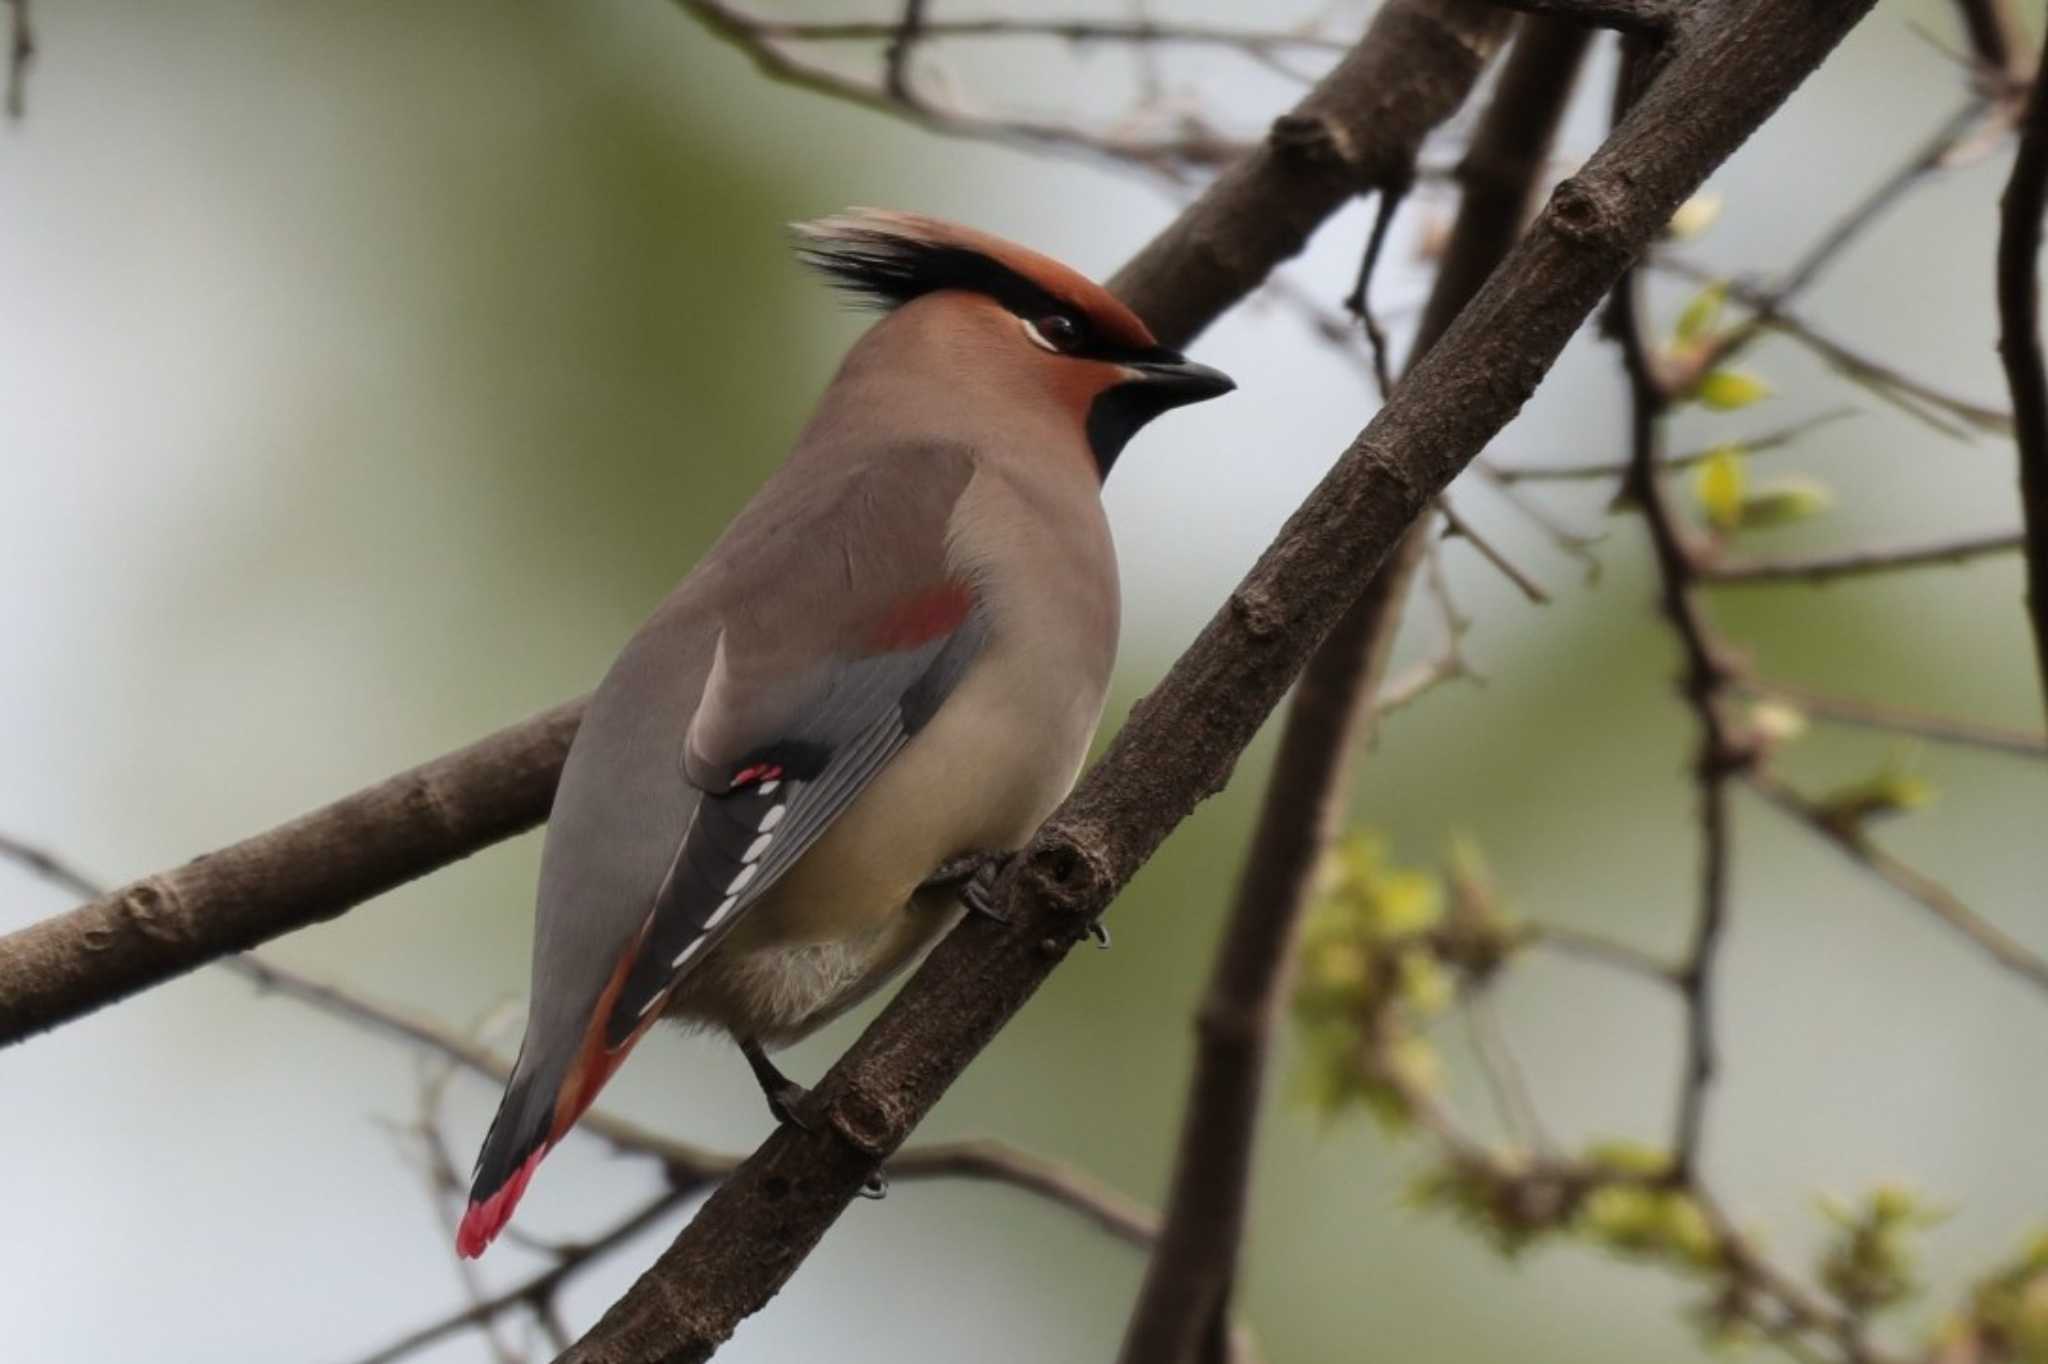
[[798, 208, 1234, 474]]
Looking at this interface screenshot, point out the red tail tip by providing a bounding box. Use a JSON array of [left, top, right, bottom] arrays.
[[456, 1145, 549, 1259]]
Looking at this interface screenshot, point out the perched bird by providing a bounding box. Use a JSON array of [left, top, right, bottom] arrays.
[[457, 210, 1233, 1257]]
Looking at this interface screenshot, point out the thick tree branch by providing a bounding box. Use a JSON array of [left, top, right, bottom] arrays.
[[0, 701, 584, 1045], [1118, 19, 1590, 1364], [1107, 0, 1514, 343], [1996, 23, 2048, 729], [0, 0, 1524, 1048], [557, 0, 1881, 1356]]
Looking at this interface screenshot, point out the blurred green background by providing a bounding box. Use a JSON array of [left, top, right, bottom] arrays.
[[4, 1, 2045, 1360]]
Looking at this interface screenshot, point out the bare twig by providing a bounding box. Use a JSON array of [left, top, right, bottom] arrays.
[[1733, 675, 2048, 757], [1747, 771, 2048, 994], [1344, 180, 1413, 397], [712, 15, 1349, 55], [674, 0, 1246, 177], [348, 1190, 691, 1364], [1607, 251, 1742, 1185], [1653, 258, 2016, 437], [1519, 921, 1680, 985], [881, 0, 927, 104], [1701, 530, 2025, 585], [1440, 497, 1551, 604], [1776, 98, 1991, 300], [3, 0, 28, 121], [1995, 21, 2048, 728], [1491, 408, 1857, 482], [1948, 0, 2035, 91]]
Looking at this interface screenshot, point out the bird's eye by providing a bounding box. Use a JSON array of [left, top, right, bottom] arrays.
[[1025, 313, 1085, 354]]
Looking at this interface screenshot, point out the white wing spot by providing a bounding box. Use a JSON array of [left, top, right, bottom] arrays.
[[638, 988, 667, 1015], [727, 863, 759, 896], [759, 803, 787, 832], [706, 893, 740, 926], [743, 833, 773, 863], [758, 780, 781, 796]]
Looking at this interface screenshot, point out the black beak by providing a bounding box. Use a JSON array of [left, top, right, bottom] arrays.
[[1128, 353, 1236, 407], [1086, 350, 1236, 477]]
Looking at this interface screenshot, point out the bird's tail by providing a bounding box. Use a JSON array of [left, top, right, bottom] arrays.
[[458, 978, 660, 1257], [457, 1052, 562, 1258]]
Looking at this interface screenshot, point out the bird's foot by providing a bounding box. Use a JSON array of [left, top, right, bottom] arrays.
[[858, 1170, 889, 1200], [740, 1037, 816, 1131], [1086, 921, 1111, 950], [921, 850, 1017, 924]]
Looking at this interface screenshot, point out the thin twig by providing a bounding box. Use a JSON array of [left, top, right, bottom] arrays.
[[1490, 408, 1857, 482], [1747, 771, 2048, 994], [881, 0, 927, 104], [1733, 675, 2048, 757], [3, 0, 28, 121], [1440, 497, 1551, 604], [721, 15, 1349, 54], [1608, 238, 1743, 1185], [1995, 21, 2048, 729], [346, 1190, 691, 1364], [1702, 531, 2024, 585], [1777, 99, 1990, 299], [1653, 258, 2016, 437], [1519, 921, 1681, 985], [673, 0, 1247, 178], [1345, 180, 1413, 397]]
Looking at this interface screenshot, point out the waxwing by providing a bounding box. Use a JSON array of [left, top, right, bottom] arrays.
[[459, 210, 1233, 1256]]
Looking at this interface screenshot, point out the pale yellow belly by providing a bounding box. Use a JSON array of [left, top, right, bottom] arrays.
[[665, 638, 1103, 1046]]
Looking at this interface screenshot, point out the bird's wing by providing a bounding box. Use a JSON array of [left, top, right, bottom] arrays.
[[600, 567, 990, 1045], [460, 445, 984, 1256]]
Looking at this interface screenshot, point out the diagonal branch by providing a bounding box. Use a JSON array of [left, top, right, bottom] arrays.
[[1747, 771, 2048, 994], [1118, 19, 1590, 1363], [559, 1, 1883, 1356], [1995, 19, 2048, 729]]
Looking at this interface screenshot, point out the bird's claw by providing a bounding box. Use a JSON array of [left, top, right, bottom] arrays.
[[741, 1037, 817, 1131], [1087, 921, 1111, 950], [858, 1171, 889, 1200], [923, 850, 1017, 924], [765, 1080, 817, 1132]]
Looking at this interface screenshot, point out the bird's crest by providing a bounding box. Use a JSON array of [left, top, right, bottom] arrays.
[[793, 209, 1157, 351]]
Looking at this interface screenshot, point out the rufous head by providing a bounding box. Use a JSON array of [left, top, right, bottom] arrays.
[[794, 209, 1234, 478]]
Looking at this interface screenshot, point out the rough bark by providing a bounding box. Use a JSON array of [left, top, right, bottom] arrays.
[[559, 0, 1879, 1357], [0, 0, 1513, 1047], [0, 702, 582, 1042], [1115, 20, 1592, 1364]]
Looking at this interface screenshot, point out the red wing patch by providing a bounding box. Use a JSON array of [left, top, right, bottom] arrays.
[[867, 581, 973, 652]]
